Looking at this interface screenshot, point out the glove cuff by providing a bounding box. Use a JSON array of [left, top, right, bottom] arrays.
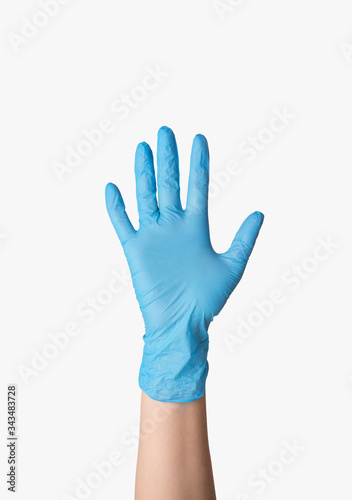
[[138, 321, 209, 403]]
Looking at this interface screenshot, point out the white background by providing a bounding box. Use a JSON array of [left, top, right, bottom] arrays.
[[1, 1, 351, 499]]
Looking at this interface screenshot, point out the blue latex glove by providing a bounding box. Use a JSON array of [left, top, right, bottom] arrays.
[[105, 126, 264, 402]]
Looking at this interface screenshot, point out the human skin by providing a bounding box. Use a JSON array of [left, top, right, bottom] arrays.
[[135, 391, 217, 500]]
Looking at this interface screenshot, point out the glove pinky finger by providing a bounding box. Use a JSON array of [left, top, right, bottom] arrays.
[[105, 182, 136, 245]]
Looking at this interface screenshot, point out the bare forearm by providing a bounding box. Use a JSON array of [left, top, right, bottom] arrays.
[[135, 392, 216, 500]]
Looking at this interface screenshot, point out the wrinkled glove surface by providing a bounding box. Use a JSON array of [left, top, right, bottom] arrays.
[[105, 126, 264, 402]]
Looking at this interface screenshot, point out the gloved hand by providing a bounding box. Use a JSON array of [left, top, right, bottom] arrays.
[[105, 126, 264, 402]]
